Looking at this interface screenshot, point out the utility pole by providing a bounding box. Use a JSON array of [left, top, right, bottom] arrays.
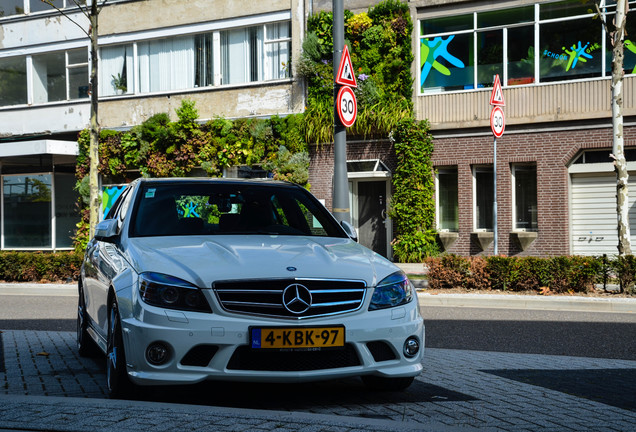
[[332, 0, 350, 224]]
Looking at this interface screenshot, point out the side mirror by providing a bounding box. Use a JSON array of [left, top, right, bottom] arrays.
[[94, 219, 119, 243], [340, 221, 358, 242]]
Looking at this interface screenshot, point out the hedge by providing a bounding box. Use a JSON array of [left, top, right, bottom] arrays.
[[0, 251, 82, 283], [425, 255, 636, 295]]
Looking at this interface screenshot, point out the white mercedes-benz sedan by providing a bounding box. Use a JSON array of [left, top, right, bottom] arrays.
[[78, 178, 424, 398]]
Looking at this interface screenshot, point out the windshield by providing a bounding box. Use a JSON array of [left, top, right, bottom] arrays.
[[130, 182, 346, 238]]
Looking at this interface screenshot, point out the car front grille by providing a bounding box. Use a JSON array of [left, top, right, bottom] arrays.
[[227, 344, 361, 371], [212, 278, 367, 319]]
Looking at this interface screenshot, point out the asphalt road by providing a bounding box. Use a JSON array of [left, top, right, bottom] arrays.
[[1, 292, 635, 360], [423, 306, 636, 360]]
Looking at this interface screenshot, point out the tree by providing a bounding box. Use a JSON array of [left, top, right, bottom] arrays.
[[595, 0, 632, 255], [42, 0, 108, 239]]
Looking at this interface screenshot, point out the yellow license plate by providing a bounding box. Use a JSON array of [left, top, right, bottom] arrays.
[[250, 326, 345, 350]]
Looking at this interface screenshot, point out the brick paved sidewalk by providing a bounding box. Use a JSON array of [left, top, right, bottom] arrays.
[[1, 329, 635, 431]]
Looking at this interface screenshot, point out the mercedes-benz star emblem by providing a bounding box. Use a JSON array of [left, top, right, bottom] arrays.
[[282, 283, 312, 314]]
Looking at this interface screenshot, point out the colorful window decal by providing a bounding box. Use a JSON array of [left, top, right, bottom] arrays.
[[420, 35, 465, 86], [101, 185, 126, 220]]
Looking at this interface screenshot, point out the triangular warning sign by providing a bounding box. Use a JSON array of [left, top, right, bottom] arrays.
[[336, 45, 357, 88], [490, 74, 505, 106]]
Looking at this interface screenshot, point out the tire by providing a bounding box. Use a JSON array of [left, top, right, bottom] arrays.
[[361, 375, 415, 391], [106, 298, 135, 399], [77, 285, 100, 357]]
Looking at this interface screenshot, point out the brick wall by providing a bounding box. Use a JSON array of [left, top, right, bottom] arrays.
[[433, 125, 636, 256], [307, 126, 636, 257]]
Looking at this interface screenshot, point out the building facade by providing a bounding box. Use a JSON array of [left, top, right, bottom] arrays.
[[413, 0, 636, 256], [0, 0, 304, 250], [3, 0, 636, 259]]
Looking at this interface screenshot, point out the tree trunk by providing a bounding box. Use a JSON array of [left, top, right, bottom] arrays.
[[88, 2, 100, 239], [613, 0, 631, 255]]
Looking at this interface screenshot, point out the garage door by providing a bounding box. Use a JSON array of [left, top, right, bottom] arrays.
[[571, 172, 636, 256]]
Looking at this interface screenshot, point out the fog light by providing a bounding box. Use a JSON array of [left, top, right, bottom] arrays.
[[403, 337, 420, 358], [146, 342, 170, 365]]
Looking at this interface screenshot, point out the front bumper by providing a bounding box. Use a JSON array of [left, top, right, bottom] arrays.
[[120, 299, 424, 386]]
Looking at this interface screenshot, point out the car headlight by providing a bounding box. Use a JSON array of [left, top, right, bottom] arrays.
[[139, 272, 212, 313], [369, 271, 413, 311]]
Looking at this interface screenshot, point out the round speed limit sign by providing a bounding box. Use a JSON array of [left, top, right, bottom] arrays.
[[337, 86, 357, 127], [490, 106, 505, 137]]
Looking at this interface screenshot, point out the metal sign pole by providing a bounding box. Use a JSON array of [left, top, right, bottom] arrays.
[[332, 0, 350, 223], [493, 136, 498, 255]]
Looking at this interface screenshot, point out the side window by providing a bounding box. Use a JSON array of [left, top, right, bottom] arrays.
[[105, 186, 132, 221], [298, 200, 328, 236]]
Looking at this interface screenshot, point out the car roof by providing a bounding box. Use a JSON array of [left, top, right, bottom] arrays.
[[133, 177, 301, 188]]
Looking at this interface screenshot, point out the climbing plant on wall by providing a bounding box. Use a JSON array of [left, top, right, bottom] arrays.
[[298, 0, 414, 143], [73, 100, 310, 250], [389, 118, 438, 262]]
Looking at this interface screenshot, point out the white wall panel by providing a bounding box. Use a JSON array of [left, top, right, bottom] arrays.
[[571, 172, 636, 256]]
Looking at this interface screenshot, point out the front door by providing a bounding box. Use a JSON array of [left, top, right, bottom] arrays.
[[357, 180, 388, 257]]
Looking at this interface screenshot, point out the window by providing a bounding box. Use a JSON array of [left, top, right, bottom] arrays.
[[419, 0, 636, 94], [508, 25, 535, 85], [3, 174, 52, 248], [478, 29, 503, 89], [32, 52, 66, 103], [474, 167, 493, 231], [436, 168, 458, 231], [420, 31, 474, 92], [512, 165, 537, 231], [131, 183, 344, 238], [607, 3, 636, 75], [0, 48, 87, 107], [98, 20, 290, 96], [32, 49, 88, 102], [0, 57, 27, 106], [264, 22, 291, 80], [54, 173, 78, 248], [138, 36, 196, 93], [0, 1, 24, 17], [1, 172, 79, 249], [221, 27, 262, 84], [540, 18, 603, 82], [29, 0, 63, 13], [100, 44, 134, 96], [0, 1, 85, 17], [67, 49, 89, 99]]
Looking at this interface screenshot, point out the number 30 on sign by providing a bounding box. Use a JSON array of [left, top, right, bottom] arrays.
[[490, 105, 505, 138], [337, 86, 357, 128]]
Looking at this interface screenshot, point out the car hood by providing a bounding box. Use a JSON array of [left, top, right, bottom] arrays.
[[123, 235, 399, 288]]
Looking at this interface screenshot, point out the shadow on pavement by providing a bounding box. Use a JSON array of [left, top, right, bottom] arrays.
[[128, 378, 477, 412], [482, 368, 636, 411]]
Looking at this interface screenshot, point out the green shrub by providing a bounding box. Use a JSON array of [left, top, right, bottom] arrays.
[[612, 255, 636, 294], [0, 251, 82, 282], [425, 255, 627, 295]]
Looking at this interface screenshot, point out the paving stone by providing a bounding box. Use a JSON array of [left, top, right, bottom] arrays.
[[1, 329, 636, 431]]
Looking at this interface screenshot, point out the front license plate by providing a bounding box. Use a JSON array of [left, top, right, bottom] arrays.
[[250, 326, 345, 350]]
